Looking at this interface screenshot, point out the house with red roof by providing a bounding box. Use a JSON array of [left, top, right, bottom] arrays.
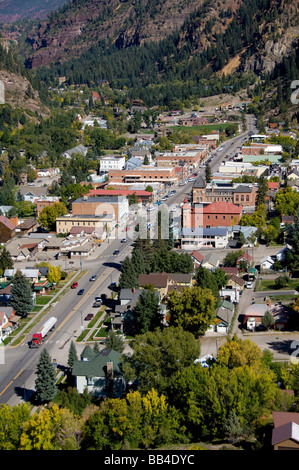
[[268, 181, 279, 192], [236, 252, 252, 267], [88, 189, 153, 204], [0, 216, 16, 243], [191, 250, 204, 269], [203, 202, 242, 227], [272, 411, 299, 450], [182, 199, 242, 229]]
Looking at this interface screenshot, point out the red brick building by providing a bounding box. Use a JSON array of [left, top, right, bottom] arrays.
[[182, 200, 242, 229], [192, 176, 257, 207], [108, 167, 178, 185], [87, 189, 153, 204]]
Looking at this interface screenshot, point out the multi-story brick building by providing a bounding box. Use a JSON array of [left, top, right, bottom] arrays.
[[155, 148, 207, 168], [192, 175, 257, 207], [71, 195, 129, 227], [108, 167, 178, 185], [87, 189, 153, 204], [56, 214, 116, 235], [182, 199, 242, 229], [241, 143, 282, 156]]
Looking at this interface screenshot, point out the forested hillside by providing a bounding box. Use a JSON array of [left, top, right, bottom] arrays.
[[13, 0, 297, 111]]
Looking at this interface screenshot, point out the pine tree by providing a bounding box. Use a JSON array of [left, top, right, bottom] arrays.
[[34, 349, 57, 404], [9, 271, 34, 318], [105, 330, 125, 353], [118, 257, 138, 289], [205, 163, 212, 183], [67, 341, 78, 369], [0, 247, 13, 274], [131, 248, 145, 276]]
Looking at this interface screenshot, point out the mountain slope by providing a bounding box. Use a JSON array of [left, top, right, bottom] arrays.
[[21, 0, 298, 74], [0, 40, 50, 119], [0, 0, 69, 23], [3, 0, 299, 112]]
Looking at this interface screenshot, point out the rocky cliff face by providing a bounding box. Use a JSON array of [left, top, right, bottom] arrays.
[[3, 0, 299, 83], [23, 0, 240, 68], [0, 0, 68, 23], [0, 69, 50, 118]]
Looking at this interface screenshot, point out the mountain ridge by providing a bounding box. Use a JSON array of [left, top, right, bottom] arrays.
[[0, 0, 69, 23]]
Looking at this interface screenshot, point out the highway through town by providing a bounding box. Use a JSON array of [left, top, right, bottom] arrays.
[[0, 115, 266, 406]]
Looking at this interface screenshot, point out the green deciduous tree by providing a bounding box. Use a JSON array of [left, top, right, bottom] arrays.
[[38, 201, 67, 231], [123, 327, 201, 395], [82, 389, 186, 450], [275, 187, 299, 216], [0, 403, 31, 450], [20, 404, 81, 450], [167, 286, 216, 337]]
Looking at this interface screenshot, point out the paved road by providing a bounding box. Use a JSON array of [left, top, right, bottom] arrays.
[[0, 115, 263, 406], [200, 330, 299, 364]]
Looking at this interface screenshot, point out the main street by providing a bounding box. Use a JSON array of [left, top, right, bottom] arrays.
[[0, 115, 265, 406]]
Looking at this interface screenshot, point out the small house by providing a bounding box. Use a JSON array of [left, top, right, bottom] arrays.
[[72, 346, 126, 398], [272, 411, 299, 450]]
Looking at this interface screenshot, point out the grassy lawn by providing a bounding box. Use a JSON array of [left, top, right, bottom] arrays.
[[173, 123, 230, 133], [35, 295, 54, 305], [257, 278, 299, 292]]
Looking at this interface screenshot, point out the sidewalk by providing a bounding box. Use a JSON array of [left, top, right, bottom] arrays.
[[9, 270, 80, 347]]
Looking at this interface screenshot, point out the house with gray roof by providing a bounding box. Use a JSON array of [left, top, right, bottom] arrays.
[[181, 227, 228, 250], [62, 144, 88, 159], [72, 346, 126, 398]]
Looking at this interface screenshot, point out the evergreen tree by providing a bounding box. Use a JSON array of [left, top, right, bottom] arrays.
[[9, 271, 34, 318], [118, 256, 138, 289], [256, 176, 268, 207], [131, 248, 146, 275], [34, 349, 57, 404], [105, 330, 125, 353], [205, 164, 212, 183], [134, 289, 161, 334], [261, 310, 275, 330], [67, 341, 78, 369], [0, 247, 13, 275]]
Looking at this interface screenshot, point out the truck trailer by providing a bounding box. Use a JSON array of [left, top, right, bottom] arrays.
[[30, 317, 57, 348]]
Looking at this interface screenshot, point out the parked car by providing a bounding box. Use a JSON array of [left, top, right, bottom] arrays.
[[121, 238, 127, 243], [71, 282, 78, 289], [78, 289, 85, 295], [246, 282, 253, 289], [93, 301, 102, 308], [94, 296, 102, 302], [84, 314, 94, 321], [89, 275, 97, 282]]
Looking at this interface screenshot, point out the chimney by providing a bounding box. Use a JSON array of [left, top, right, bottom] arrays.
[[106, 361, 114, 398], [9, 216, 18, 226], [132, 287, 135, 293], [268, 298, 272, 307]]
